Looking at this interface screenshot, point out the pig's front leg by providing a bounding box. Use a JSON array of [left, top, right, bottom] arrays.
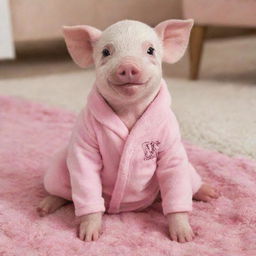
[[78, 212, 103, 241], [167, 212, 195, 243]]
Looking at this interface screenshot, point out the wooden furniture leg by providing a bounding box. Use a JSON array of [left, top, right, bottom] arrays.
[[189, 25, 207, 80]]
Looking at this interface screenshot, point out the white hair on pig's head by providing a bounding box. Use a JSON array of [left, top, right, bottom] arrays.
[[63, 19, 193, 104]]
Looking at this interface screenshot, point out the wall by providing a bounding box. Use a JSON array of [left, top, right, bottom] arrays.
[[10, 0, 254, 42], [10, 0, 181, 42]]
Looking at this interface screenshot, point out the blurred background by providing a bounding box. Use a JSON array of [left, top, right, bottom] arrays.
[[0, 0, 255, 159]]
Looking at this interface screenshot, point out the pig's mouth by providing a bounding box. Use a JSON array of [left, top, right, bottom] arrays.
[[107, 79, 150, 87], [118, 82, 145, 87]]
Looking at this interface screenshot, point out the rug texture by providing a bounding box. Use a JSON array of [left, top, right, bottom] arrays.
[[0, 95, 255, 256]]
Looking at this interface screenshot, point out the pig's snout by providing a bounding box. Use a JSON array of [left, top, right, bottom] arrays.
[[115, 63, 142, 84]]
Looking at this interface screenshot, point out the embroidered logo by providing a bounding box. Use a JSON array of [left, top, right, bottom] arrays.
[[142, 141, 160, 160]]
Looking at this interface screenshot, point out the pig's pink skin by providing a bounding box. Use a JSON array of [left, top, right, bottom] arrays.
[[62, 25, 102, 68], [154, 19, 193, 64], [92, 22, 163, 109]]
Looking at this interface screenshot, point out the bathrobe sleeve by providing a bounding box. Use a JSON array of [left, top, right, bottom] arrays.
[[156, 110, 195, 215], [66, 108, 105, 216]]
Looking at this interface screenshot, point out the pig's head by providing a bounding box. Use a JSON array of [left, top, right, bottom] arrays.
[[63, 19, 193, 105]]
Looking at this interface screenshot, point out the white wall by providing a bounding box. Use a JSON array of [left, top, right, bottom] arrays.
[[0, 0, 15, 59]]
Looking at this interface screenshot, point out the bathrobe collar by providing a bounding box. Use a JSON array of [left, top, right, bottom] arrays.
[[87, 79, 171, 140]]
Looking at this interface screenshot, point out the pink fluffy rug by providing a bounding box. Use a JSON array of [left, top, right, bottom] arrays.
[[0, 95, 256, 256]]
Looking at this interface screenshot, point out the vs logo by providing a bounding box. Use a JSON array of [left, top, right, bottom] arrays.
[[142, 141, 160, 160]]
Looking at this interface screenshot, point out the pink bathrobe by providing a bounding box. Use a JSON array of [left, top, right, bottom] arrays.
[[44, 79, 202, 216]]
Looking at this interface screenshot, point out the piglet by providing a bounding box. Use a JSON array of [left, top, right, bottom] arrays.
[[37, 19, 218, 243]]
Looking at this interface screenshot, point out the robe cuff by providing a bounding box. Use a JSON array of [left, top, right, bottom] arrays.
[[75, 203, 106, 216], [192, 178, 203, 195], [162, 203, 192, 216]]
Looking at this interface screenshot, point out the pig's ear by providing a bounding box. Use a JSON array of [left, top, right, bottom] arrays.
[[62, 25, 102, 68], [154, 19, 193, 64]]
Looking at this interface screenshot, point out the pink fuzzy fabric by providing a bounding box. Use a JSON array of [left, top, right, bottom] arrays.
[[0, 95, 255, 256]]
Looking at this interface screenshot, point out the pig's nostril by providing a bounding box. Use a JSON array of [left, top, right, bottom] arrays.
[[131, 69, 138, 75], [120, 70, 126, 76]]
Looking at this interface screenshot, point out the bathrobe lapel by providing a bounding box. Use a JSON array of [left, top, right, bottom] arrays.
[[87, 79, 171, 213], [88, 86, 129, 141]]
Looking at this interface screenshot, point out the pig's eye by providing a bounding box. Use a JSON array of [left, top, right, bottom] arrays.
[[102, 48, 110, 57], [147, 47, 155, 55]]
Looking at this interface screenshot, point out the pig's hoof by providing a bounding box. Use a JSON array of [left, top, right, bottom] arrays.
[[193, 183, 219, 202], [37, 195, 69, 217]]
